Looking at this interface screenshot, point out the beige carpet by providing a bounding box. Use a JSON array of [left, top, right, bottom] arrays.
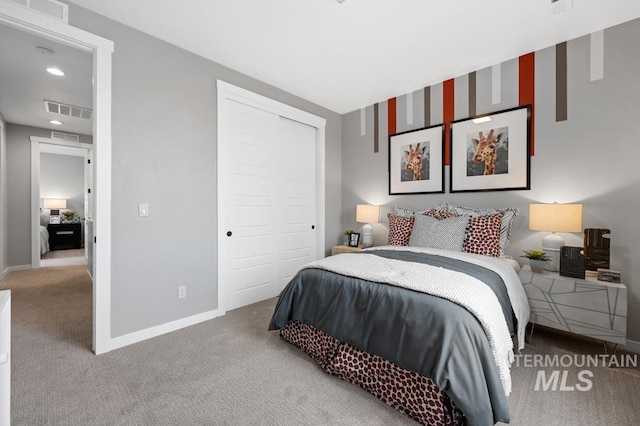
[[1, 266, 639, 425]]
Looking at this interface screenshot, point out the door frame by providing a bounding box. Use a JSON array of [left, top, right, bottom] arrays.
[[0, 1, 114, 354], [216, 80, 326, 315], [30, 137, 92, 268]]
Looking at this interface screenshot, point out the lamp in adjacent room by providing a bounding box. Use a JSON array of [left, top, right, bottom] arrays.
[[529, 203, 583, 271], [356, 204, 379, 248], [43, 198, 66, 224]]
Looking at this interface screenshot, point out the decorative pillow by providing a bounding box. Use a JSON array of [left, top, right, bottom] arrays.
[[387, 213, 415, 246], [463, 214, 503, 257], [408, 214, 470, 252], [445, 204, 518, 255], [395, 203, 449, 218], [424, 209, 458, 220]]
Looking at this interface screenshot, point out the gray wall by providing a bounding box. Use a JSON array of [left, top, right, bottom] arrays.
[[342, 19, 640, 345], [67, 4, 342, 337], [0, 112, 7, 276], [40, 153, 84, 224]]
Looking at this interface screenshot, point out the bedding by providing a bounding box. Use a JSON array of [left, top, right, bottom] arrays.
[[269, 246, 529, 426], [39, 225, 50, 255]]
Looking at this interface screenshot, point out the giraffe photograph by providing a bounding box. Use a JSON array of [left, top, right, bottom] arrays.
[[388, 124, 445, 195], [466, 126, 509, 177], [401, 141, 430, 182], [450, 105, 531, 193]]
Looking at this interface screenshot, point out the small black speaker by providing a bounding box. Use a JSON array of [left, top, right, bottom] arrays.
[[559, 246, 585, 279]]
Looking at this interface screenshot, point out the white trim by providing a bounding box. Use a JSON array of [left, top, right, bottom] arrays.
[[109, 309, 221, 351], [1, 1, 114, 355], [405, 93, 413, 126], [491, 64, 501, 105], [4, 265, 31, 274], [216, 80, 326, 315]]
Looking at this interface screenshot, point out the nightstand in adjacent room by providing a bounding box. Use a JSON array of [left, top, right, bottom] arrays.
[[48, 223, 82, 251], [519, 264, 627, 346], [331, 245, 363, 255]]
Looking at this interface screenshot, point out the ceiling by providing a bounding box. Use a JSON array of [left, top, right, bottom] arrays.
[[62, 0, 640, 114], [0, 22, 93, 135], [2, 0, 640, 134]]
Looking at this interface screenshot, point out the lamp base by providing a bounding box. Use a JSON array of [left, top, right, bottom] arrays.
[[361, 223, 373, 248], [542, 232, 564, 272]]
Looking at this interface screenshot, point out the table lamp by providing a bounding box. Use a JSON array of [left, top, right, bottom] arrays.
[[356, 204, 379, 248], [43, 198, 67, 223], [529, 203, 583, 271]]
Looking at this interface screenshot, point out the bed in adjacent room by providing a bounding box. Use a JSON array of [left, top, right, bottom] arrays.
[[39, 225, 50, 256], [269, 203, 529, 426]]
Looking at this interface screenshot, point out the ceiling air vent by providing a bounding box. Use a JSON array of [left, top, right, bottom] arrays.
[[8, 0, 68, 23], [44, 100, 93, 120], [51, 131, 80, 142]]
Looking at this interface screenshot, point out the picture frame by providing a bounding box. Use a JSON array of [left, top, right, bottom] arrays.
[[49, 215, 61, 224], [388, 124, 445, 195], [450, 105, 531, 193], [348, 232, 360, 247]]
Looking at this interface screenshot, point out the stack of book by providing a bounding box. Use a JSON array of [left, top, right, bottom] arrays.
[[597, 268, 621, 283]]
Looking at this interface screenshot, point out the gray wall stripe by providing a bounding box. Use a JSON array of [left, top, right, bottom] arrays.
[[424, 86, 431, 126], [373, 103, 379, 153], [590, 30, 604, 81], [556, 42, 568, 122], [469, 71, 477, 117]]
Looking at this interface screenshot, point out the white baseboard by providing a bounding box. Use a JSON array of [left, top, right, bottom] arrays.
[[623, 338, 640, 354], [3, 265, 32, 275], [109, 309, 223, 352]]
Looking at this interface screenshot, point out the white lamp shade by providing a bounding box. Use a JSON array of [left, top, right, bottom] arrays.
[[529, 203, 582, 233], [43, 198, 67, 209], [356, 204, 379, 224]]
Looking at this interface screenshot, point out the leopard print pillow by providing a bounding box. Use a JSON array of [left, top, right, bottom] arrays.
[[463, 213, 503, 257], [387, 213, 414, 246]]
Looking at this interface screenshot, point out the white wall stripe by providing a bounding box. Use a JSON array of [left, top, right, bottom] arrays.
[[590, 30, 604, 82], [406, 93, 413, 126], [360, 107, 366, 136], [492, 64, 501, 104]]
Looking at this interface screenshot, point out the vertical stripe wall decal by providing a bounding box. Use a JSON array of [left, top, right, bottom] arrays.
[[468, 71, 477, 117], [424, 86, 431, 126], [360, 107, 366, 136], [556, 42, 568, 122], [491, 64, 501, 105], [388, 97, 397, 136], [406, 93, 414, 126], [518, 53, 535, 155], [373, 103, 379, 153], [443, 79, 454, 166], [590, 30, 604, 81]]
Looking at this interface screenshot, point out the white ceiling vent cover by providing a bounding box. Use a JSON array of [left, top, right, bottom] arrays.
[[51, 131, 80, 142], [7, 0, 68, 23], [44, 100, 92, 120]]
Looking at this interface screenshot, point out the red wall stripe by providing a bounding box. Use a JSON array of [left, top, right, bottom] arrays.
[[443, 79, 455, 166], [387, 97, 397, 136], [518, 53, 535, 156]]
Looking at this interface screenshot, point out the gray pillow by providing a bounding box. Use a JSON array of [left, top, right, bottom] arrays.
[[408, 214, 469, 251]]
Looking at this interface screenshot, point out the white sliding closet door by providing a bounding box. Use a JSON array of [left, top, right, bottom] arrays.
[[218, 82, 323, 312]]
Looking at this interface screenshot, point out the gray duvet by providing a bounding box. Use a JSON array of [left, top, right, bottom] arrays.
[[269, 250, 517, 426]]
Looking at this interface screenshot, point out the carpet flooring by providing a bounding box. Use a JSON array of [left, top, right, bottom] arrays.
[[1, 266, 639, 425]]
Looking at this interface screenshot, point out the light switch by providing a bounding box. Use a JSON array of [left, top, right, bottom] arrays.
[[138, 203, 149, 217]]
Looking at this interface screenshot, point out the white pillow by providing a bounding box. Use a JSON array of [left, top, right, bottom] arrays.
[[409, 214, 470, 251]]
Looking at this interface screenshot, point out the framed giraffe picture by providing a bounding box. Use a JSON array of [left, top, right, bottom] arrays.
[[388, 124, 445, 195], [450, 105, 531, 193]]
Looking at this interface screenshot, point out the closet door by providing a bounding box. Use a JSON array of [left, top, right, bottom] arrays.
[[219, 100, 318, 312]]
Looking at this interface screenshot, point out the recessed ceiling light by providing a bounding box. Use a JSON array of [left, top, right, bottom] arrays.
[[47, 67, 65, 77], [49, 120, 63, 125]]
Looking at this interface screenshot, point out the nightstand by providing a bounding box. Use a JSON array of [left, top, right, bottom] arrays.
[[331, 245, 363, 255], [519, 264, 627, 346], [48, 223, 82, 250]]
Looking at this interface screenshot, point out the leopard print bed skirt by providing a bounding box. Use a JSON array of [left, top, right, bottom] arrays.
[[280, 321, 464, 426]]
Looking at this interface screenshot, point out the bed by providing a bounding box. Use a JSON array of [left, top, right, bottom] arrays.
[[269, 204, 530, 426], [39, 225, 50, 256]]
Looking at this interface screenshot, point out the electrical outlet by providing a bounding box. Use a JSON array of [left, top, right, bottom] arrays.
[[178, 285, 186, 299], [138, 203, 149, 217]]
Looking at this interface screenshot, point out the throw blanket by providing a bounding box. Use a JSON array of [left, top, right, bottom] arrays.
[[303, 253, 515, 395]]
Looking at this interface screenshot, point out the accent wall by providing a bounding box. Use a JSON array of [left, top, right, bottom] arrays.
[[341, 18, 640, 348]]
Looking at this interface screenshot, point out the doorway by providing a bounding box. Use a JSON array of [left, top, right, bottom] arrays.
[[0, 2, 113, 354]]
